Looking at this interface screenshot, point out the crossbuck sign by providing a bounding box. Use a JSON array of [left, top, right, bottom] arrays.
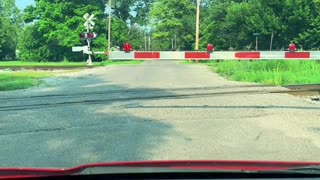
[[83, 13, 95, 31]]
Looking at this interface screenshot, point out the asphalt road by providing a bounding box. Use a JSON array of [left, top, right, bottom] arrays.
[[0, 61, 320, 168]]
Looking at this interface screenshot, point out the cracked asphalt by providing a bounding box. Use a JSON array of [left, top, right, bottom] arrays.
[[0, 61, 320, 168]]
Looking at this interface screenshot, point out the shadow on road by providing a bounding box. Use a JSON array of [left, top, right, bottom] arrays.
[[0, 111, 172, 168], [0, 76, 174, 168]]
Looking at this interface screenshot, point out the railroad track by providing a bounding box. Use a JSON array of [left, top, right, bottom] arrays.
[[0, 84, 318, 102], [282, 84, 320, 101], [283, 84, 320, 90]]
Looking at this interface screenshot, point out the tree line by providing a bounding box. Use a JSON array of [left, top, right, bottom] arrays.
[[0, 0, 320, 62]]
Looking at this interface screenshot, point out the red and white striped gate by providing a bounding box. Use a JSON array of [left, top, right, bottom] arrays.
[[102, 51, 320, 60]]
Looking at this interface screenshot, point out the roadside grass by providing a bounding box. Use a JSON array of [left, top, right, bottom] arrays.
[[0, 61, 88, 68], [0, 60, 143, 68], [206, 60, 320, 85], [0, 60, 144, 91], [0, 72, 53, 91]]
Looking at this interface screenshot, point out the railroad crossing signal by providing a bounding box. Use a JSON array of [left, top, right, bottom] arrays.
[[83, 13, 95, 22], [79, 32, 97, 41], [83, 13, 95, 30], [84, 22, 94, 30], [81, 13, 97, 66], [72, 13, 102, 62]]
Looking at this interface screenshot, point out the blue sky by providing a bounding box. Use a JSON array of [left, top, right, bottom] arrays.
[[16, 0, 34, 10]]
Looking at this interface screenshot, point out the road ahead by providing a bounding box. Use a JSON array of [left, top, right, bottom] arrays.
[[0, 61, 320, 168]]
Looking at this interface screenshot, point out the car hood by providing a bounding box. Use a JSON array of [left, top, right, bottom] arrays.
[[1, 160, 320, 178]]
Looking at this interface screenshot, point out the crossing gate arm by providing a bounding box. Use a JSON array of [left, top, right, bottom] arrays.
[[106, 51, 320, 60]]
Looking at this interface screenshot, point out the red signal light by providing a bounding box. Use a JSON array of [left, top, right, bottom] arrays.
[[87, 32, 94, 39], [79, 33, 86, 41], [87, 32, 96, 39], [79, 32, 97, 42]]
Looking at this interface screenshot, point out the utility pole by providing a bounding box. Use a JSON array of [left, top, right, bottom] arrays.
[[107, 0, 112, 53], [195, 0, 200, 51], [270, 31, 274, 51], [148, 35, 151, 51], [256, 36, 258, 51], [144, 33, 147, 51], [174, 34, 177, 50], [171, 38, 174, 50]]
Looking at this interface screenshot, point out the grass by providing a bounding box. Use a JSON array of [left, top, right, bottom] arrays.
[[0, 60, 144, 68], [206, 60, 320, 85], [0, 71, 53, 91], [0, 60, 144, 91], [0, 61, 88, 68]]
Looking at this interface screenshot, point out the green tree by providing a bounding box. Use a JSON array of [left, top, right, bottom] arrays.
[[106, 0, 155, 51], [0, 16, 6, 55], [0, 0, 21, 60], [149, 0, 196, 50], [201, 0, 305, 50], [286, 0, 319, 50], [109, 17, 128, 49], [18, 24, 62, 62], [110, 0, 155, 26], [200, 0, 232, 50], [20, 0, 107, 62], [201, 0, 320, 50]]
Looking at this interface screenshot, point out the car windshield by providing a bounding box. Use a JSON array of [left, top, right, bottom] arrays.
[[0, 0, 319, 170]]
